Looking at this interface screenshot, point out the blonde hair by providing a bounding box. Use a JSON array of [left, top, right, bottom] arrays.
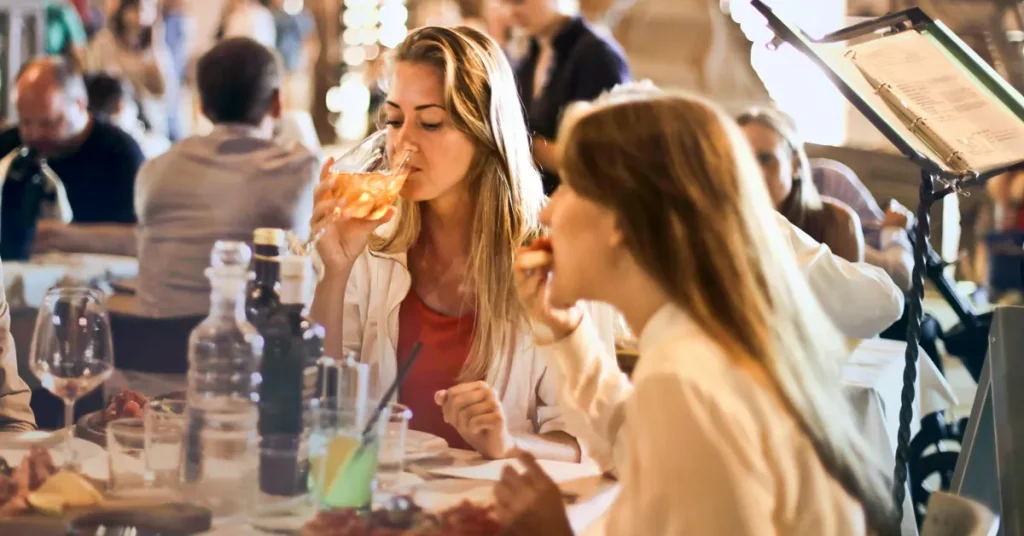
[[736, 107, 825, 231], [374, 26, 545, 383], [560, 94, 898, 534]]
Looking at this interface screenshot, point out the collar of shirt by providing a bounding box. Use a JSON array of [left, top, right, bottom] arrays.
[[528, 16, 587, 65], [209, 122, 273, 140], [638, 303, 691, 357]]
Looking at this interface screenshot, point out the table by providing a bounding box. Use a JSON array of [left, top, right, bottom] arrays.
[[206, 448, 618, 535]]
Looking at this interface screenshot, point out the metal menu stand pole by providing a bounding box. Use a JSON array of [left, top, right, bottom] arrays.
[[748, 0, 1024, 525]]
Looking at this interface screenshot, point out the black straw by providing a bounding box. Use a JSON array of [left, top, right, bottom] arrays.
[[361, 341, 423, 440]]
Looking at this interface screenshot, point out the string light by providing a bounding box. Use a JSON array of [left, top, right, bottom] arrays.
[[331, 0, 409, 141]]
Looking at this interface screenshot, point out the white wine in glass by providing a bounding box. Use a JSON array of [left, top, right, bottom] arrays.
[[30, 287, 114, 469], [294, 129, 414, 255]]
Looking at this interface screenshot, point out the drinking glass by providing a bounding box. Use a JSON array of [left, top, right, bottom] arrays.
[[144, 398, 186, 490], [107, 418, 147, 494], [378, 403, 411, 492], [30, 287, 114, 468], [308, 398, 389, 511], [294, 130, 414, 255], [250, 434, 313, 533]]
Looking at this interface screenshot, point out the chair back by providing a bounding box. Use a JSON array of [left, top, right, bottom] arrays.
[[921, 491, 1000, 536], [110, 311, 204, 374]]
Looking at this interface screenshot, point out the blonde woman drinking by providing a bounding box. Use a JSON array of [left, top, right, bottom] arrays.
[[310, 26, 615, 461], [499, 93, 898, 534]]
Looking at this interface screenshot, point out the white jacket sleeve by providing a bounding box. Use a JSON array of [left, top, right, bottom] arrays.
[[542, 311, 633, 473], [780, 214, 905, 338], [863, 228, 914, 292]]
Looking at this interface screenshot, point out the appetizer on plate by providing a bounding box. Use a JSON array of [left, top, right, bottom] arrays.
[[102, 390, 149, 422], [301, 498, 502, 536]]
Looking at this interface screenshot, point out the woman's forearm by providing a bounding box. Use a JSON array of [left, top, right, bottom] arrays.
[[512, 431, 581, 463], [311, 269, 351, 358]]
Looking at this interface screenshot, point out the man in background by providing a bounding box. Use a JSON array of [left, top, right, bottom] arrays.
[[85, 71, 171, 158], [135, 37, 317, 318], [0, 58, 143, 256]]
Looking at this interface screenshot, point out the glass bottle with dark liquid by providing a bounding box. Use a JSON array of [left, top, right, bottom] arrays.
[[0, 148, 56, 260], [257, 255, 324, 497], [246, 228, 285, 325]]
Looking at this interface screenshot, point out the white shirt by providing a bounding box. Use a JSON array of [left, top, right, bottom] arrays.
[[545, 304, 868, 535], [339, 249, 619, 439], [864, 228, 914, 291], [778, 213, 904, 338]]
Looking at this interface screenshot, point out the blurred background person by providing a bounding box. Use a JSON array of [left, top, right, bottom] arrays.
[[0, 58, 142, 256], [216, 0, 277, 48], [738, 108, 864, 263], [45, 0, 90, 69], [270, 0, 316, 111], [505, 0, 631, 194], [87, 0, 176, 139], [84, 71, 171, 158], [134, 38, 316, 318]]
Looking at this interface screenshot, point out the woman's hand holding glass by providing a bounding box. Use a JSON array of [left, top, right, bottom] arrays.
[[434, 382, 515, 459], [513, 244, 582, 344], [310, 156, 398, 274], [306, 131, 416, 273]]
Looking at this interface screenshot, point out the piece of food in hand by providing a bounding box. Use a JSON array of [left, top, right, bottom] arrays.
[[517, 236, 553, 270], [35, 471, 102, 507], [103, 389, 149, 422]]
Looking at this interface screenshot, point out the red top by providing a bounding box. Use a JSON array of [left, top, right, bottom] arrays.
[[396, 290, 476, 451]]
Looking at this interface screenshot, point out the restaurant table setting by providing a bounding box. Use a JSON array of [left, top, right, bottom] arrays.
[[0, 230, 960, 535]]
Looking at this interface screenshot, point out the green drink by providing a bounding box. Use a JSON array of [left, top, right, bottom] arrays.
[[308, 403, 389, 511]]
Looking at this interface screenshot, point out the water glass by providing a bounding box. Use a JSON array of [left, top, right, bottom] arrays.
[[308, 398, 389, 511], [107, 418, 147, 494], [378, 403, 411, 491], [144, 399, 186, 490], [250, 434, 313, 533]]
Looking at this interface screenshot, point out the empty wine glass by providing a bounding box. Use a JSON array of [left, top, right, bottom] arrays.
[[30, 287, 115, 469], [293, 129, 414, 255]]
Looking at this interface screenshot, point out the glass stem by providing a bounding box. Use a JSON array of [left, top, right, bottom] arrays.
[[64, 400, 76, 468]]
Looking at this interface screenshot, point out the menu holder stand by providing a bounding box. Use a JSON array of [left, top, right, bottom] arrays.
[[749, 0, 1024, 526]]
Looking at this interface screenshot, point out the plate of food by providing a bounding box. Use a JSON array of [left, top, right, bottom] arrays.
[[75, 390, 184, 446], [403, 430, 448, 461], [0, 446, 211, 533], [300, 496, 501, 536], [0, 432, 105, 479]]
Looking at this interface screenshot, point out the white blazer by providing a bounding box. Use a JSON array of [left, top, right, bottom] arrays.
[[339, 248, 619, 438]]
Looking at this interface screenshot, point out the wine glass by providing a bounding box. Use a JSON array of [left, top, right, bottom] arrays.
[[293, 129, 414, 255], [30, 287, 115, 469]]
